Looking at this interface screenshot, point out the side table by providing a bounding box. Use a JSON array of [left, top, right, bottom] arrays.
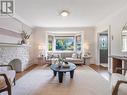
[[38, 57, 45, 65], [83, 56, 92, 65]]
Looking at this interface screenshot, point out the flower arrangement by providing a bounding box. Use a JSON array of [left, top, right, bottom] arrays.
[[21, 31, 31, 44]]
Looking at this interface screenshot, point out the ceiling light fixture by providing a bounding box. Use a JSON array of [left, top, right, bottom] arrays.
[[60, 10, 70, 17]]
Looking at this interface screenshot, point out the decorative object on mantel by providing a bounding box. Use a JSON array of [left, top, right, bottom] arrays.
[[3, 15, 32, 45], [21, 30, 31, 44]]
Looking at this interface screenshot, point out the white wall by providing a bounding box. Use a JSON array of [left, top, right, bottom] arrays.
[[33, 27, 96, 64], [96, 6, 127, 68], [0, 16, 32, 43], [84, 28, 96, 64], [32, 28, 47, 63], [96, 6, 127, 56]]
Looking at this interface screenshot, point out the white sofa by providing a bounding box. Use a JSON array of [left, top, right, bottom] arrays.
[[45, 52, 84, 65]]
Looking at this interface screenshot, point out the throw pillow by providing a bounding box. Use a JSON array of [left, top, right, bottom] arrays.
[[72, 53, 77, 59]]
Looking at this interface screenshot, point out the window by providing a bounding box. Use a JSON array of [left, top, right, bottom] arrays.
[[122, 35, 127, 51], [121, 24, 127, 52], [99, 34, 108, 49], [47, 34, 82, 52], [76, 35, 81, 51], [48, 35, 53, 51]]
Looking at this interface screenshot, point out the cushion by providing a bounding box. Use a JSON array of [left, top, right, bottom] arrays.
[[0, 76, 7, 89], [118, 83, 127, 95], [111, 73, 125, 87], [0, 70, 16, 84], [51, 58, 58, 64], [0, 67, 8, 72], [65, 58, 83, 64], [72, 53, 77, 58], [53, 53, 60, 58], [111, 73, 127, 95], [61, 53, 72, 58], [77, 53, 82, 59]]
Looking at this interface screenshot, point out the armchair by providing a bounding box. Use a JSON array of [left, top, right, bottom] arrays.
[[111, 68, 127, 95], [0, 65, 16, 95]]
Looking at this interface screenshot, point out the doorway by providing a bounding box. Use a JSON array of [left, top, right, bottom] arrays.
[[99, 31, 108, 67]]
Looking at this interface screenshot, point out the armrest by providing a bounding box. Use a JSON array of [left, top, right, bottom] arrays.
[[112, 80, 127, 95], [0, 74, 11, 87], [0, 65, 14, 70], [115, 67, 127, 75]]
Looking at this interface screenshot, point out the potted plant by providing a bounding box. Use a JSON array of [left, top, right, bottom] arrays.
[[57, 57, 64, 68], [21, 31, 31, 44]]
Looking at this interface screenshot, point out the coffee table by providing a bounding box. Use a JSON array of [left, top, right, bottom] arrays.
[[50, 62, 76, 83]]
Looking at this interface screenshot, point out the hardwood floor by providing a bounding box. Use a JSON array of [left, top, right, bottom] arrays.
[[89, 64, 111, 81], [14, 65, 110, 95], [16, 64, 110, 81], [16, 64, 38, 80]]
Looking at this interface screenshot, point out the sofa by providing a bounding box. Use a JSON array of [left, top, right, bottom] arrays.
[[45, 52, 84, 65]]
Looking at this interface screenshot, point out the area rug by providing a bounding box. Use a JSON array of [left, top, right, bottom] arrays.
[[2, 65, 111, 95]]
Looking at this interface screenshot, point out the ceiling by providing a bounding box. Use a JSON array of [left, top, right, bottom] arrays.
[[15, 0, 127, 27]]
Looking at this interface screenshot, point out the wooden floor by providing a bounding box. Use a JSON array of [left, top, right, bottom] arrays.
[[16, 64, 110, 81], [89, 64, 110, 80], [16, 64, 38, 80]]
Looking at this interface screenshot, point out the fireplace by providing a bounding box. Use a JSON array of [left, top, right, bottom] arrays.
[[0, 44, 30, 72], [8, 59, 22, 72]]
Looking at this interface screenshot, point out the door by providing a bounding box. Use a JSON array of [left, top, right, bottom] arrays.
[[99, 33, 108, 65]]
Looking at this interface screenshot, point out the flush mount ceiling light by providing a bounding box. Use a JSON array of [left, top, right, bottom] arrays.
[[60, 10, 70, 17]]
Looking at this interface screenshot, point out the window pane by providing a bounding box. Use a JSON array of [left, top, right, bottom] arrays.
[[48, 35, 53, 51], [122, 36, 127, 51], [76, 35, 81, 51], [99, 35, 108, 49]]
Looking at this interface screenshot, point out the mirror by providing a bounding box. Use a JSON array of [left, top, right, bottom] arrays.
[[122, 23, 127, 52]]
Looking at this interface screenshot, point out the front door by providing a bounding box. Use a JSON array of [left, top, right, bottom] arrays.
[[99, 33, 108, 65]]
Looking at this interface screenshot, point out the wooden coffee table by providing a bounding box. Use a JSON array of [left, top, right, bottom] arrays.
[[50, 62, 76, 83]]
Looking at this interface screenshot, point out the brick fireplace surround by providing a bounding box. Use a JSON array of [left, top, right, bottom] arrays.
[[0, 44, 30, 72]]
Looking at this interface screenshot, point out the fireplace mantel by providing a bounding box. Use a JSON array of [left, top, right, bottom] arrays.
[[0, 43, 30, 47]]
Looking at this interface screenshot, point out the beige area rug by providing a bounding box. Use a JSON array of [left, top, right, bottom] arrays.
[[2, 65, 111, 95]]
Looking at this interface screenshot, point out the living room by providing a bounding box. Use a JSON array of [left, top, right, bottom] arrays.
[[0, 0, 127, 95]]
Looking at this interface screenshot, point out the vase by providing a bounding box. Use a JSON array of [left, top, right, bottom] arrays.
[[21, 39, 29, 45], [21, 40, 25, 44]]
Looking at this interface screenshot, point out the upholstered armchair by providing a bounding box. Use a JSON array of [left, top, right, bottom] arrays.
[[111, 67, 127, 95], [0, 65, 16, 95]]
